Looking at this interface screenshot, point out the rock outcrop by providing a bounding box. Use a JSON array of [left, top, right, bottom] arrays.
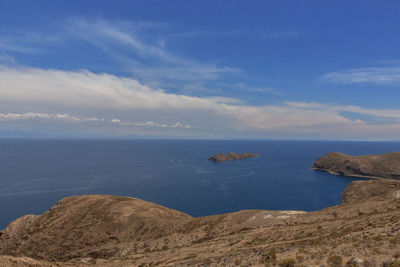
[[313, 152, 400, 179], [208, 152, 260, 162], [2, 179, 400, 266]]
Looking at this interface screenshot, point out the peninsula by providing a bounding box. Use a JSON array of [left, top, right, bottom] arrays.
[[208, 152, 260, 162], [313, 152, 400, 179]]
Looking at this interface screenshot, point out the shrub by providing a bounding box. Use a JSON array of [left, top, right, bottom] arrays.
[[260, 248, 277, 264], [278, 258, 296, 267], [327, 255, 343, 267]]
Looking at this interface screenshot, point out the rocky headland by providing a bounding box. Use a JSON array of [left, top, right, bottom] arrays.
[[208, 152, 260, 162], [313, 152, 400, 179]]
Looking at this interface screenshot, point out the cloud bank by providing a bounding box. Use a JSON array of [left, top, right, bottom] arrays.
[[0, 112, 190, 129], [1, 66, 400, 140]]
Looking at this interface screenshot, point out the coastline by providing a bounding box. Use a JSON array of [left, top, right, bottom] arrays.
[[2, 178, 400, 266], [311, 167, 384, 180]]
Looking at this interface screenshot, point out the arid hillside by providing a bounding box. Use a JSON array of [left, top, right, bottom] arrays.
[[1, 178, 400, 266]]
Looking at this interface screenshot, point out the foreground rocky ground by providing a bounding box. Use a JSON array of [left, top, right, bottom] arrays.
[[1, 178, 400, 266]]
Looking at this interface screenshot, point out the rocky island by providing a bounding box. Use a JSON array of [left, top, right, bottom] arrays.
[[208, 152, 260, 162], [2, 178, 400, 266], [313, 152, 400, 179]]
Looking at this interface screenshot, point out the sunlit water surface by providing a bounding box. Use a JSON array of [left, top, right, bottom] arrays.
[[1, 139, 399, 229]]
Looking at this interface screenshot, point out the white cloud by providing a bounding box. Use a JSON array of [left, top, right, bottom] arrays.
[[0, 66, 225, 111], [322, 67, 400, 85], [0, 112, 104, 123], [111, 119, 191, 128], [171, 122, 191, 129], [2, 66, 400, 139], [0, 112, 191, 130], [0, 112, 51, 121]]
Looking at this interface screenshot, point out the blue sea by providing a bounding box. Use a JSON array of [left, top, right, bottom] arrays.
[[1, 139, 400, 230]]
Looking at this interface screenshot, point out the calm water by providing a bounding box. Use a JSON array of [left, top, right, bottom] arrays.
[[1, 139, 400, 229]]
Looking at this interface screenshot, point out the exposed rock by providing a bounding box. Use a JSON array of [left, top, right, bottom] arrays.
[[1, 179, 400, 266], [346, 257, 364, 267], [0, 214, 38, 248], [0, 255, 56, 266], [208, 152, 260, 162], [313, 152, 400, 179], [342, 179, 400, 203]]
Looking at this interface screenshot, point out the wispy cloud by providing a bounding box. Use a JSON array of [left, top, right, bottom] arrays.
[[1, 18, 282, 98], [64, 18, 240, 86], [0, 40, 39, 54], [166, 29, 299, 40], [322, 67, 400, 85], [0, 32, 62, 54], [228, 82, 282, 95], [0, 53, 19, 66]]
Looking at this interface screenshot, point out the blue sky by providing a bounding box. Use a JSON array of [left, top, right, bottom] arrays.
[[1, 1, 400, 140]]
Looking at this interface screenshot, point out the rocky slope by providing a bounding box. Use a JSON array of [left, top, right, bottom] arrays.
[[208, 152, 260, 162], [2, 179, 400, 266], [313, 152, 400, 179]]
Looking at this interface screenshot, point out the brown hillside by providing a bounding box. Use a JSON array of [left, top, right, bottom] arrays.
[[1, 179, 400, 266]]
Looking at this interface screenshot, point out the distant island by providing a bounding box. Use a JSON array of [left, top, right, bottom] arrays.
[[208, 152, 260, 162], [313, 151, 400, 179]]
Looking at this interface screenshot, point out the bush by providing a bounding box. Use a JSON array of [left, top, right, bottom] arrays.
[[327, 255, 343, 267], [278, 258, 296, 267], [260, 248, 277, 264]]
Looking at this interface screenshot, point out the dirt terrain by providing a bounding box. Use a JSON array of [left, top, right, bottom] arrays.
[[1, 178, 400, 266]]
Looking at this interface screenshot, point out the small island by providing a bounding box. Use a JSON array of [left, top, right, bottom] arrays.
[[208, 152, 260, 162], [313, 151, 400, 179]]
